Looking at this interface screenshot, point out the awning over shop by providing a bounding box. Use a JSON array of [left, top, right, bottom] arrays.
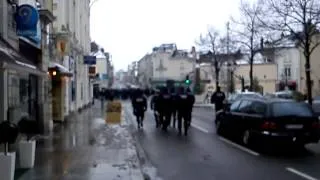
[[0, 38, 46, 76], [48, 62, 73, 77]]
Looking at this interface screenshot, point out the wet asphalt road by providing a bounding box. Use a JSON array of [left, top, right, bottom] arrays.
[[124, 102, 320, 180]]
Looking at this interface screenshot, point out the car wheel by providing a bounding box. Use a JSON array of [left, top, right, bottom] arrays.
[[242, 130, 251, 146]]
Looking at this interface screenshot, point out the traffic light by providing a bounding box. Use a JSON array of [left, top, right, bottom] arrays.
[[185, 75, 190, 84]]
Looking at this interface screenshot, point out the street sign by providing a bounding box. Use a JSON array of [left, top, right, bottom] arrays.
[[84, 56, 96, 65]]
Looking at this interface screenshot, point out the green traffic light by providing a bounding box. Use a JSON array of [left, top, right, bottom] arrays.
[[185, 80, 190, 84]]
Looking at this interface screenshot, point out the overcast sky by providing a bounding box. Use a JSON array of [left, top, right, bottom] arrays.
[[90, 0, 243, 71]]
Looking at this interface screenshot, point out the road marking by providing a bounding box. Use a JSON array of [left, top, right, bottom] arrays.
[[191, 123, 209, 133], [286, 167, 318, 180], [128, 107, 210, 133], [218, 137, 260, 156]]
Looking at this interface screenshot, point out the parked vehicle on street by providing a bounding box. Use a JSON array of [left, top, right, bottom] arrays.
[[311, 96, 320, 116], [215, 98, 320, 148], [225, 91, 263, 108]]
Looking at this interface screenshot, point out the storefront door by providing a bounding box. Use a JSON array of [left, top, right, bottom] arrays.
[[28, 75, 38, 122]]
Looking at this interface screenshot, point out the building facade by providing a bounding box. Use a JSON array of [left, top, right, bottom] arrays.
[[137, 43, 195, 87], [51, 0, 91, 122], [137, 54, 153, 88], [264, 35, 320, 96], [0, 0, 57, 135], [233, 63, 278, 94], [92, 50, 109, 89], [299, 41, 320, 96]]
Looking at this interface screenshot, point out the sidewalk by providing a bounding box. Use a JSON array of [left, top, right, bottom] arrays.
[[16, 101, 144, 180]]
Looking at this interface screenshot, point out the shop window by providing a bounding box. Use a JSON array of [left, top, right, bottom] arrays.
[[81, 83, 83, 100], [71, 81, 76, 101], [19, 79, 28, 103], [7, 73, 20, 108], [20, 78, 29, 114]]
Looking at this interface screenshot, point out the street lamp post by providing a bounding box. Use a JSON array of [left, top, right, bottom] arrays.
[[191, 46, 200, 93], [226, 22, 233, 94], [228, 63, 236, 93]]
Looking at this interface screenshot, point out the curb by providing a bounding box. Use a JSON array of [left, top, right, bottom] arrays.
[[122, 106, 161, 180], [120, 110, 145, 180], [193, 104, 215, 109]]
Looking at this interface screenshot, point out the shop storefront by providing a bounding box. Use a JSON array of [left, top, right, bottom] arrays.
[[0, 39, 45, 130], [48, 62, 72, 122]]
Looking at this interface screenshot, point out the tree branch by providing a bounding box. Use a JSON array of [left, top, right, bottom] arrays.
[[310, 41, 320, 54]]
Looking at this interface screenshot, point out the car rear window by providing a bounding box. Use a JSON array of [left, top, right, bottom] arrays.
[[314, 96, 320, 101], [276, 93, 293, 99], [272, 102, 313, 117], [238, 93, 262, 99]]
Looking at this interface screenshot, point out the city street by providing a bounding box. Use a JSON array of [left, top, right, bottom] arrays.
[[123, 101, 320, 180], [16, 102, 145, 180]]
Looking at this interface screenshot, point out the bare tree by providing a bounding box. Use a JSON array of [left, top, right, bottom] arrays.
[[196, 28, 225, 89], [231, 0, 266, 91], [261, 0, 320, 104], [90, 0, 99, 8]]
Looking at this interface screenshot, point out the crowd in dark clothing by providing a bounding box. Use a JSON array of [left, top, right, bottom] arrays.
[[96, 88, 153, 101], [149, 86, 195, 136], [96, 86, 196, 136]]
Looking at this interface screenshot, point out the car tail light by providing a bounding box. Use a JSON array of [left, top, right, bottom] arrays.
[[261, 121, 277, 130], [312, 122, 320, 129]]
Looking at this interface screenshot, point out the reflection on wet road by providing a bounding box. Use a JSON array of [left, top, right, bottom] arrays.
[[17, 102, 143, 180]]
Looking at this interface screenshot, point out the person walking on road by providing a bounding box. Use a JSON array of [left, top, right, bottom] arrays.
[[150, 89, 160, 128], [185, 88, 195, 135], [170, 87, 178, 128], [158, 87, 172, 131], [100, 89, 105, 111], [131, 88, 147, 129], [177, 87, 195, 136], [210, 86, 226, 112]]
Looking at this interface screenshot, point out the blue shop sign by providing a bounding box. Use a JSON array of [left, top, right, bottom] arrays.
[[15, 4, 39, 37], [84, 56, 97, 65]]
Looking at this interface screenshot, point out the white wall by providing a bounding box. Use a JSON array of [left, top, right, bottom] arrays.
[[275, 47, 300, 86], [96, 57, 107, 74], [152, 52, 193, 80], [52, 0, 67, 32]]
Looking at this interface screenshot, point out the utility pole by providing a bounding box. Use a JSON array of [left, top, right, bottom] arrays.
[[226, 22, 232, 94], [192, 46, 200, 93]]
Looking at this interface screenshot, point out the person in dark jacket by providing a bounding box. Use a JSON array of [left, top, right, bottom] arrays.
[[210, 86, 226, 112], [131, 88, 147, 129], [185, 88, 195, 135], [150, 89, 160, 128], [170, 87, 178, 128], [177, 87, 195, 135], [158, 87, 172, 131]]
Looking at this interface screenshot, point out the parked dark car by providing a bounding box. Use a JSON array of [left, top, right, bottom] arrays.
[[215, 98, 320, 148], [310, 96, 320, 116]]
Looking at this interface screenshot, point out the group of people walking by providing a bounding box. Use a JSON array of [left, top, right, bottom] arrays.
[[130, 85, 226, 136], [131, 86, 195, 136]]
